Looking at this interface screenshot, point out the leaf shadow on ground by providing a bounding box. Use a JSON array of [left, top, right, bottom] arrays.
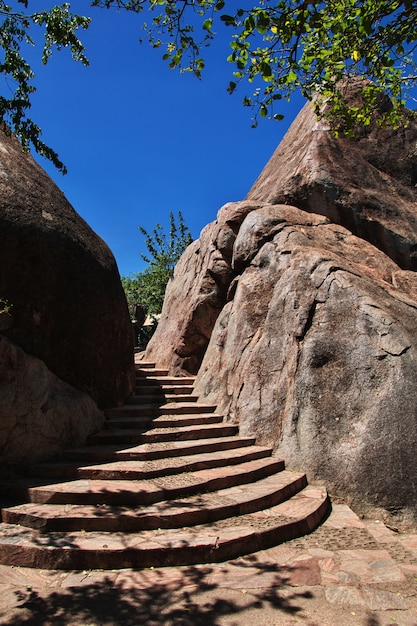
[[0, 555, 386, 626], [0, 557, 309, 626]]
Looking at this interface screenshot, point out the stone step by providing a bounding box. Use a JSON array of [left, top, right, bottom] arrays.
[[105, 413, 223, 429], [76, 445, 275, 480], [2, 471, 308, 532], [30, 437, 259, 478], [105, 402, 217, 418], [135, 376, 195, 386], [22, 458, 286, 505], [0, 445, 275, 503], [134, 362, 156, 368], [88, 423, 239, 446], [0, 486, 329, 569], [135, 367, 169, 376], [126, 394, 199, 404], [134, 385, 195, 395], [0, 360, 330, 572]]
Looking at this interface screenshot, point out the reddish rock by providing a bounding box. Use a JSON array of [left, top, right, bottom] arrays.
[[195, 205, 417, 524], [147, 94, 417, 376], [146, 96, 417, 524], [0, 336, 104, 467], [246, 89, 417, 270], [0, 127, 134, 407], [145, 202, 259, 374]]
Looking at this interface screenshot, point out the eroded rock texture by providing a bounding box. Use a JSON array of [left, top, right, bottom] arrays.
[[147, 96, 417, 524], [247, 92, 417, 270], [0, 127, 134, 408], [195, 206, 417, 522], [0, 336, 104, 468]]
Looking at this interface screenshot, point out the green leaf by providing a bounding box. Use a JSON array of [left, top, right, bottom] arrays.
[[2, 0, 415, 172], [260, 61, 272, 77], [286, 70, 297, 83], [220, 14, 235, 26], [227, 80, 237, 93]]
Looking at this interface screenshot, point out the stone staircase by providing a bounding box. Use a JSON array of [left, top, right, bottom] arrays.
[[0, 362, 330, 570]]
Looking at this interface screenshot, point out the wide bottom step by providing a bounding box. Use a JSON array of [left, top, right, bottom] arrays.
[[0, 487, 329, 569], [3, 470, 307, 531]]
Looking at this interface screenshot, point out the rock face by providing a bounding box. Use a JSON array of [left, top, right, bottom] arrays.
[[0, 336, 104, 468], [145, 202, 258, 373], [147, 96, 417, 524], [0, 127, 134, 408], [195, 205, 417, 523], [246, 93, 417, 271]]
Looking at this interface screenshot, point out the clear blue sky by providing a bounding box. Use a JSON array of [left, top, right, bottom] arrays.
[[27, 3, 306, 276]]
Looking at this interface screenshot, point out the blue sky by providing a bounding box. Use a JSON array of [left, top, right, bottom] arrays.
[[24, 3, 306, 276]]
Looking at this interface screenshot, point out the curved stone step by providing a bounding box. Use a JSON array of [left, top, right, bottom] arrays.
[[105, 402, 217, 418], [135, 367, 169, 376], [0, 360, 330, 572], [126, 394, 199, 404], [134, 385, 194, 395], [105, 413, 223, 430], [136, 376, 195, 386], [24, 458, 286, 505], [0, 486, 329, 570], [88, 423, 239, 445], [30, 437, 260, 478], [76, 445, 275, 479], [2, 471, 308, 532]]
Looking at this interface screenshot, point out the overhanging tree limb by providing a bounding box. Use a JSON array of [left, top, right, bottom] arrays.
[[0, 0, 416, 172]]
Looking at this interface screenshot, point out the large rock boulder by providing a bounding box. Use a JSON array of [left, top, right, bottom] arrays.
[[0, 336, 104, 468], [247, 85, 417, 270], [195, 205, 417, 524], [148, 94, 417, 374], [146, 98, 417, 525], [0, 127, 134, 408]]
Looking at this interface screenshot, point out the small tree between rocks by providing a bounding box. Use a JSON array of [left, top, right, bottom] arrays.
[[122, 210, 193, 348]]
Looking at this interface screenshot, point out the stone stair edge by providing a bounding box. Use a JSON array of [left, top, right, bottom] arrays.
[[105, 403, 218, 418], [125, 395, 199, 405], [88, 423, 239, 446], [0, 487, 329, 569], [135, 377, 193, 381], [0, 447, 277, 498], [16, 457, 287, 506], [104, 415, 224, 430], [2, 470, 308, 531], [26, 440, 268, 481], [93, 422, 238, 436]]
